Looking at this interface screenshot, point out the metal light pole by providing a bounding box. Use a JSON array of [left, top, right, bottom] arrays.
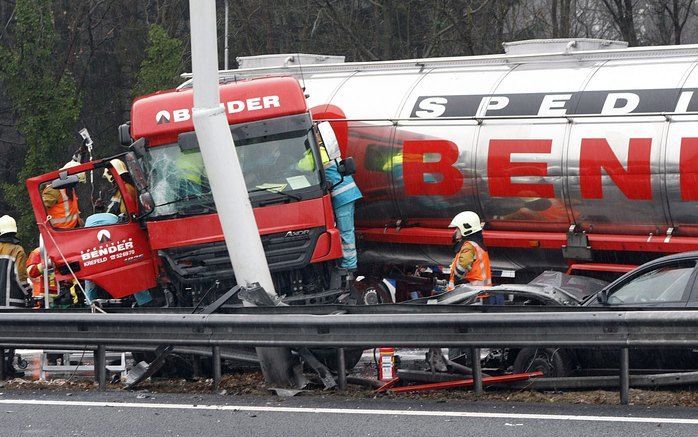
[[188, 0, 296, 386], [224, 0, 229, 70]]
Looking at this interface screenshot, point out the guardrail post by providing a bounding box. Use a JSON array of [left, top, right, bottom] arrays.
[[619, 347, 629, 405], [95, 345, 106, 391], [336, 348, 347, 391], [0, 348, 5, 380], [212, 346, 221, 391], [470, 347, 482, 395]]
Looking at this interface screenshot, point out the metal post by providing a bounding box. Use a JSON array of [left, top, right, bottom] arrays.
[[336, 348, 347, 390], [189, 0, 295, 387], [619, 347, 629, 405], [0, 348, 5, 380], [212, 346, 221, 391], [95, 345, 106, 390], [40, 235, 50, 309], [223, 0, 229, 70], [470, 347, 483, 395]]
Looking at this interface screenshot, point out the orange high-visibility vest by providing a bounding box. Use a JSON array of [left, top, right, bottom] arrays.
[[48, 189, 80, 229], [448, 240, 492, 290], [26, 248, 57, 298]]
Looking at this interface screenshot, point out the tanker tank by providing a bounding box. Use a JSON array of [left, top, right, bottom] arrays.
[[216, 40, 698, 272]]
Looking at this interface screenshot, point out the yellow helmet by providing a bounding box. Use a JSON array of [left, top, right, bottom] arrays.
[[103, 159, 128, 183], [0, 215, 17, 236], [61, 160, 86, 183]]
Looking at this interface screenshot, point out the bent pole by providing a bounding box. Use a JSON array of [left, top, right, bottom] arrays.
[[188, 0, 296, 386], [188, 0, 275, 297]]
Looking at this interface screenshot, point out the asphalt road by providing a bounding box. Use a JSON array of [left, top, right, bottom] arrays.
[[0, 390, 696, 436]]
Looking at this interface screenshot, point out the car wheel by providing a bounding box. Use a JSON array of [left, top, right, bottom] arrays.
[[512, 348, 574, 377]]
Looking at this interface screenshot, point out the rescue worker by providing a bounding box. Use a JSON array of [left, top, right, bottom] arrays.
[[0, 215, 31, 377], [0, 215, 31, 307], [42, 160, 85, 229], [103, 159, 137, 217], [26, 247, 58, 307], [314, 123, 363, 278], [447, 211, 492, 291]]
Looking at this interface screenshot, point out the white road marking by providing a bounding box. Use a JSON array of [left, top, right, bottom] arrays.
[[0, 399, 696, 425]]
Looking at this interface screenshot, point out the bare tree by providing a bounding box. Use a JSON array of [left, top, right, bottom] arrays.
[[601, 0, 639, 45], [551, 0, 573, 37], [648, 0, 695, 44]]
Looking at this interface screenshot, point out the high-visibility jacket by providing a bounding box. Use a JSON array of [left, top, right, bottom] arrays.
[[42, 186, 80, 229], [0, 236, 30, 307], [448, 240, 492, 290], [297, 146, 362, 208], [106, 182, 137, 215], [26, 247, 57, 299]]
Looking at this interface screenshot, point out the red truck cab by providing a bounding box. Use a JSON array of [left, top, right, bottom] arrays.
[[27, 76, 344, 306]]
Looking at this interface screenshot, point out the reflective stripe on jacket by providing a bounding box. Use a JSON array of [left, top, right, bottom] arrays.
[[325, 163, 362, 208], [43, 186, 80, 229], [448, 240, 492, 290], [0, 240, 30, 307]]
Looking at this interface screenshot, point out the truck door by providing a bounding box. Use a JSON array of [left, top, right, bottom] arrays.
[[26, 159, 157, 299]]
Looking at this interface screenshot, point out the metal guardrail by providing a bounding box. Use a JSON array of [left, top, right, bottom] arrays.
[[1, 308, 697, 404]]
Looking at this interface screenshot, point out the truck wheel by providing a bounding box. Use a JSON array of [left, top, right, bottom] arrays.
[[513, 348, 573, 377], [352, 279, 391, 305]]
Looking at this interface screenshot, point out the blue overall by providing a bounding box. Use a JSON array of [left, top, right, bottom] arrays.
[[83, 213, 152, 305], [325, 163, 362, 270]]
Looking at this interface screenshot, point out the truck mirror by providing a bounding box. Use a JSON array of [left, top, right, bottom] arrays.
[[124, 152, 148, 191], [138, 192, 155, 215], [338, 157, 356, 176], [118, 123, 132, 146], [51, 173, 79, 190], [178, 132, 199, 151], [317, 122, 340, 160], [129, 137, 147, 158]]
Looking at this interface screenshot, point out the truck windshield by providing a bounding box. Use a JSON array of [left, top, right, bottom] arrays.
[[143, 128, 322, 218]]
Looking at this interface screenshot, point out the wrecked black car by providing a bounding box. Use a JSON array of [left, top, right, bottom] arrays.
[[409, 253, 698, 377]]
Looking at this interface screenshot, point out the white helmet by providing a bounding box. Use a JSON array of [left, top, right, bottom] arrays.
[[61, 160, 86, 183], [0, 215, 17, 236], [103, 159, 128, 183], [448, 211, 483, 237]]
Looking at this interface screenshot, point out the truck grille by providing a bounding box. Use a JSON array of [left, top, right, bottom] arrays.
[[160, 227, 323, 282]]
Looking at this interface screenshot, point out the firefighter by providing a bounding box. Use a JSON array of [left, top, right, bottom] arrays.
[[0, 215, 30, 377], [315, 123, 363, 278], [447, 211, 492, 291], [26, 247, 58, 307], [0, 215, 31, 308], [42, 160, 85, 229], [103, 159, 137, 217]]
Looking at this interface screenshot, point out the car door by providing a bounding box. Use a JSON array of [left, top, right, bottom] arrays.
[[602, 259, 697, 308], [27, 160, 157, 299], [583, 258, 698, 371]]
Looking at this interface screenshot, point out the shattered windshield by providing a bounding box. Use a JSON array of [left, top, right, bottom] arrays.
[[143, 129, 322, 218]]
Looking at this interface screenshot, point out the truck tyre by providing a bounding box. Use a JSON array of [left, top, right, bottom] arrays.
[[513, 348, 574, 377]]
